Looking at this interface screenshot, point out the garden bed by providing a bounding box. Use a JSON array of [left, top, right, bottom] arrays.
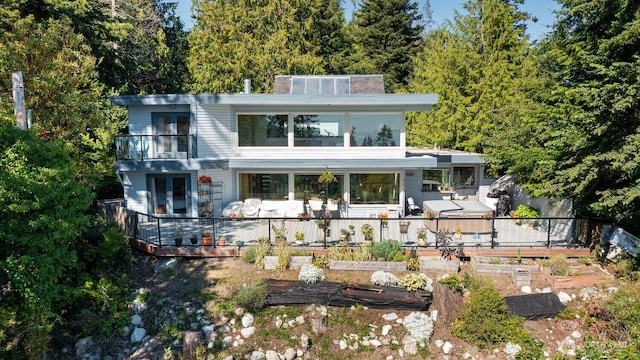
[[540, 264, 614, 289], [419, 257, 459, 272], [328, 260, 407, 271], [470, 256, 539, 274]]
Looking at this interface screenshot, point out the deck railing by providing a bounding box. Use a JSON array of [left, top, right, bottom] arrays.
[[115, 134, 194, 160]]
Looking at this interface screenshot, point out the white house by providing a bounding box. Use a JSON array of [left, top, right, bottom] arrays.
[[111, 75, 485, 219]]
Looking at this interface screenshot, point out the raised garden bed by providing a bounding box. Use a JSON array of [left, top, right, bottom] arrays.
[[419, 257, 459, 272], [471, 256, 539, 274], [264, 256, 313, 270], [329, 260, 407, 271], [540, 264, 614, 289], [512, 268, 532, 286]]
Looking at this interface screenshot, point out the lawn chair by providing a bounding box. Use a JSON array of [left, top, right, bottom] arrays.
[[406, 197, 421, 215]]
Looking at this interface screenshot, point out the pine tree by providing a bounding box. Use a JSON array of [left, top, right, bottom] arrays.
[[349, 0, 424, 92]]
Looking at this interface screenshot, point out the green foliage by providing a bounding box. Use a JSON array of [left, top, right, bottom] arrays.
[[407, 257, 420, 271], [313, 255, 330, 269], [329, 244, 372, 261], [555, 306, 576, 321], [232, 280, 267, 312], [452, 277, 531, 349], [371, 240, 404, 261], [513, 205, 540, 219], [398, 273, 426, 292], [438, 274, 463, 292], [613, 256, 640, 281], [598, 286, 640, 349], [548, 255, 569, 276], [251, 242, 272, 269], [241, 245, 259, 264], [273, 242, 292, 270], [576, 336, 639, 359]]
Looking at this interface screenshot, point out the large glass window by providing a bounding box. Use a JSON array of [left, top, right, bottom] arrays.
[[240, 173, 288, 199], [294, 173, 344, 201], [422, 169, 451, 191], [154, 113, 190, 156], [294, 114, 344, 147], [349, 114, 401, 147], [453, 167, 475, 186], [238, 114, 288, 146], [149, 174, 189, 215], [350, 173, 400, 204]]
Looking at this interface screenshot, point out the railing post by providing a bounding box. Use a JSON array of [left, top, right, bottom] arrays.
[[490, 217, 496, 249], [156, 216, 162, 248], [546, 218, 551, 248]]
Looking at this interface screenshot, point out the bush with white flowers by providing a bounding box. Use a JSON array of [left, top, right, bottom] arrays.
[[503, 342, 521, 359], [370, 271, 399, 287], [298, 264, 325, 284], [403, 311, 434, 345]]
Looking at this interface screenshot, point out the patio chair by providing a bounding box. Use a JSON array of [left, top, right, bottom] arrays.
[[406, 197, 421, 216]]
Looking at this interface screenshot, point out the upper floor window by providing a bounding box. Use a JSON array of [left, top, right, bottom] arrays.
[[153, 113, 190, 157], [349, 114, 400, 147], [238, 114, 288, 147], [294, 114, 344, 147]]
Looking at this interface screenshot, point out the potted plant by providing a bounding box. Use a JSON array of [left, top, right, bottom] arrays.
[[379, 213, 389, 226], [399, 220, 410, 234], [340, 228, 351, 244], [201, 230, 213, 246], [173, 224, 186, 247], [218, 236, 227, 247], [318, 169, 337, 185], [361, 224, 374, 243], [348, 224, 355, 235], [295, 231, 305, 245], [189, 233, 198, 245], [454, 227, 463, 240], [417, 227, 427, 246]]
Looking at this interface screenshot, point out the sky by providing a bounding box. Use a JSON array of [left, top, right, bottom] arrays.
[[175, 0, 561, 41]]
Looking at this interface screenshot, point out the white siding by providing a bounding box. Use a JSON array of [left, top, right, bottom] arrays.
[[196, 104, 236, 158], [123, 172, 149, 214]]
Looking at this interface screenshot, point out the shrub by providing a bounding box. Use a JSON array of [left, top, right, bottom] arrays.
[[438, 274, 463, 292], [298, 264, 325, 284], [513, 204, 540, 219], [399, 273, 433, 292], [548, 255, 569, 276], [241, 245, 259, 263], [232, 280, 267, 311], [407, 257, 420, 271], [370, 271, 399, 287], [252, 241, 272, 269], [403, 311, 434, 345], [273, 242, 291, 270], [313, 255, 329, 269], [371, 240, 403, 261], [452, 277, 531, 349]]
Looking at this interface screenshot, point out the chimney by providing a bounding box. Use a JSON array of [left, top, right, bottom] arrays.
[[244, 79, 251, 94]]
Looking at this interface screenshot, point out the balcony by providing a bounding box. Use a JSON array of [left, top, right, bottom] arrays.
[[115, 134, 194, 160]]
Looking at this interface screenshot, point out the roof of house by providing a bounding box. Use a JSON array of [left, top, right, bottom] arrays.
[[273, 75, 385, 94]]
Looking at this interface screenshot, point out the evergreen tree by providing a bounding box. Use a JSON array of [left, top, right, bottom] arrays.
[[519, 0, 640, 231], [408, 0, 537, 157], [349, 0, 424, 92], [188, 0, 324, 93], [305, 0, 353, 74]]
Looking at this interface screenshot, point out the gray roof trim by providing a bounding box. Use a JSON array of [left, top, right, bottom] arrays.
[[228, 156, 437, 169], [110, 93, 437, 110]]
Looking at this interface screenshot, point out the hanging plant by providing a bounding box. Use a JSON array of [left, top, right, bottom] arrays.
[[318, 170, 337, 185]]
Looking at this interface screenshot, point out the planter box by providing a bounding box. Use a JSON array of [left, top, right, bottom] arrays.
[[419, 257, 459, 272], [512, 269, 532, 286], [329, 260, 407, 271], [265, 256, 313, 270], [471, 257, 539, 274], [540, 264, 614, 289]]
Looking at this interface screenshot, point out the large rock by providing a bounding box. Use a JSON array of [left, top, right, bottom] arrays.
[[487, 175, 515, 198], [154, 258, 179, 273], [130, 327, 147, 343], [75, 336, 93, 358], [242, 313, 254, 328], [182, 331, 203, 357]]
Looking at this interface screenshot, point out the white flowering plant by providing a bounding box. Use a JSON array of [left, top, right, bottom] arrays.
[[403, 311, 434, 345], [298, 264, 325, 284], [370, 271, 399, 287]]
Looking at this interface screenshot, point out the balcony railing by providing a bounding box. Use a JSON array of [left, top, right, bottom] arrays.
[[115, 134, 194, 160]]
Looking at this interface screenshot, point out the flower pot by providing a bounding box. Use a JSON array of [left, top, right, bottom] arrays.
[[174, 238, 183, 247], [190, 236, 198, 245], [399, 224, 409, 234], [218, 238, 226, 247], [418, 238, 427, 247], [202, 236, 213, 246]]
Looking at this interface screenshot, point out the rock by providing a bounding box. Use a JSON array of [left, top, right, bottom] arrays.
[[370, 339, 382, 347], [221, 335, 233, 349], [300, 333, 309, 349], [131, 299, 147, 313], [382, 312, 398, 321], [265, 350, 279, 360], [249, 350, 266, 360], [131, 314, 143, 326], [382, 324, 392, 336], [339, 339, 347, 350], [75, 336, 93, 358], [295, 315, 305, 325], [130, 327, 146, 343], [296, 349, 304, 357], [443, 341, 453, 354], [240, 326, 255, 338], [579, 287, 601, 301], [154, 258, 179, 273], [557, 292, 572, 303], [571, 330, 581, 339], [463, 352, 472, 359], [202, 324, 215, 335], [431, 310, 438, 321], [275, 319, 283, 328], [234, 307, 245, 317], [122, 325, 131, 337], [242, 313, 255, 328], [284, 347, 296, 360], [542, 287, 553, 293], [218, 324, 231, 333], [435, 339, 444, 348], [521, 286, 532, 294]]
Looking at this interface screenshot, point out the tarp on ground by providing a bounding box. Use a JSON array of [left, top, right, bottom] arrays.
[[504, 293, 566, 320]]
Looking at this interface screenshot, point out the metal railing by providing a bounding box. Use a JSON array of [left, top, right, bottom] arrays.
[[115, 134, 194, 160]]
